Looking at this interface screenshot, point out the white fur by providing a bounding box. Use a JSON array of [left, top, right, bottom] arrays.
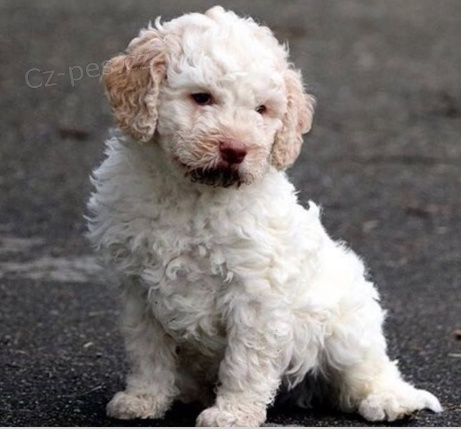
[[87, 7, 441, 426]]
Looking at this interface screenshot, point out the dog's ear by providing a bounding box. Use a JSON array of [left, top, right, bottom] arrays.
[[270, 69, 315, 170], [101, 28, 166, 142]]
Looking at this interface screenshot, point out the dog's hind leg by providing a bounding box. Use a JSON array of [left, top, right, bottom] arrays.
[[333, 353, 442, 421], [106, 281, 179, 420], [323, 283, 442, 422]]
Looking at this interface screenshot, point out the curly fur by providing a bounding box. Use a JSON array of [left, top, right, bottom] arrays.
[[88, 6, 441, 427], [271, 69, 315, 169], [102, 29, 166, 141]]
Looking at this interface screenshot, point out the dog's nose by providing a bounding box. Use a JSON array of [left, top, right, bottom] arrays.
[[219, 139, 247, 165]]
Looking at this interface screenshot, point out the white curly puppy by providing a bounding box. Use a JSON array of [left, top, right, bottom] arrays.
[[87, 6, 441, 427]]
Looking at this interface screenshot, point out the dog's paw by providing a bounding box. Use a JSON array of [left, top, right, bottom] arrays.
[[358, 383, 442, 422], [106, 390, 171, 420], [196, 405, 265, 427]]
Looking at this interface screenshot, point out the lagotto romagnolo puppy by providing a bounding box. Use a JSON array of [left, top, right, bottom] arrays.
[[87, 6, 442, 427]]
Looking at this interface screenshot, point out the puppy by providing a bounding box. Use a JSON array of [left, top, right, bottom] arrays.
[[87, 6, 441, 426]]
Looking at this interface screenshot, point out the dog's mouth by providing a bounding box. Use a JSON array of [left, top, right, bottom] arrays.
[[173, 156, 247, 188], [186, 166, 243, 188]]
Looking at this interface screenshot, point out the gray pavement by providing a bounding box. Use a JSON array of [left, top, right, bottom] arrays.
[[1, 0, 460, 426]]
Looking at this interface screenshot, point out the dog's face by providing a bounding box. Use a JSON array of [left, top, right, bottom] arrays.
[[102, 6, 315, 187]]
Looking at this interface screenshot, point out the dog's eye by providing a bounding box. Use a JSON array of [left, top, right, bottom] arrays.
[[191, 93, 213, 106], [256, 105, 267, 115]]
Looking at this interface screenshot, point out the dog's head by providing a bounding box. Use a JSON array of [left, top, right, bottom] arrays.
[[102, 6, 315, 187]]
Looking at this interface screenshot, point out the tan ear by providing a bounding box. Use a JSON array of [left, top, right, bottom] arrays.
[[101, 28, 166, 142], [271, 69, 315, 170]]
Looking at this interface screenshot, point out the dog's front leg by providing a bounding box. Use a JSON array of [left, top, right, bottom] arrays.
[[196, 300, 289, 427], [107, 284, 178, 420]]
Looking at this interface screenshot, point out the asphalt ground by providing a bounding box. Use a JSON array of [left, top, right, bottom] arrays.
[[0, 0, 460, 426]]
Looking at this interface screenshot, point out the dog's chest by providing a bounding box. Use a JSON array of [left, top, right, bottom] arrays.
[[142, 202, 232, 351]]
